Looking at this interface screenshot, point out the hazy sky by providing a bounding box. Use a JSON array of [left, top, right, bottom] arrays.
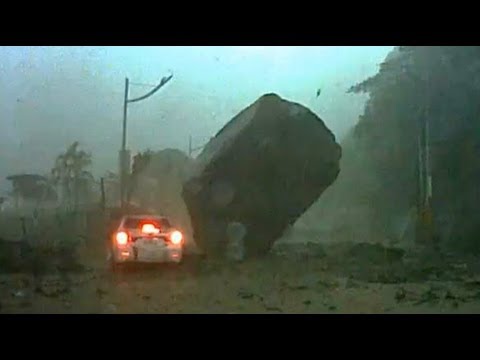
[[0, 46, 393, 191]]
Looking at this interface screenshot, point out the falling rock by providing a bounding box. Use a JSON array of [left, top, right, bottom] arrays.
[[182, 93, 341, 257]]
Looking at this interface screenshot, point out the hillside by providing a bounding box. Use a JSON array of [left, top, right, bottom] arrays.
[[297, 46, 480, 253]]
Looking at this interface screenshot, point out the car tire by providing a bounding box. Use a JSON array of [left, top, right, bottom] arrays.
[[108, 249, 122, 273], [176, 254, 184, 265]]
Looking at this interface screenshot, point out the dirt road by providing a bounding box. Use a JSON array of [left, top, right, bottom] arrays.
[[2, 240, 480, 314]]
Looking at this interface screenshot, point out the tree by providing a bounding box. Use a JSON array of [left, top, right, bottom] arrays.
[[126, 149, 154, 204], [51, 141, 94, 211], [6, 174, 57, 209], [347, 46, 480, 250]]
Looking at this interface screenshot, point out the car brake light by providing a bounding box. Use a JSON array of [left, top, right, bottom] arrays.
[[116, 231, 129, 246], [141, 223, 160, 235], [170, 230, 183, 245]]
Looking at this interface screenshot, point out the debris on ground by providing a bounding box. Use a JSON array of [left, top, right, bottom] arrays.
[[11, 290, 26, 298], [237, 289, 255, 300], [264, 305, 283, 312], [96, 288, 107, 298], [345, 278, 362, 289], [288, 284, 309, 291], [272, 241, 326, 260], [347, 243, 405, 265], [35, 275, 70, 298], [414, 286, 441, 305], [444, 290, 456, 300], [317, 279, 338, 290], [462, 277, 480, 290], [395, 287, 407, 302]]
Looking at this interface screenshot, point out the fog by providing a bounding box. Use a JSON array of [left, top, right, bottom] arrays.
[[0, 46, 393, 191]]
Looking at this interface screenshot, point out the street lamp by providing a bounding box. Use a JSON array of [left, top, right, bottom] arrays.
[[119, 73, 173, 211]]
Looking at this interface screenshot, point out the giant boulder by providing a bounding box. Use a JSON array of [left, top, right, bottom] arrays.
[[182, 94, 342, 257]]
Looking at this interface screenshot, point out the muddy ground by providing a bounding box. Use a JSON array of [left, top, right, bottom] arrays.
[[2, 236, 480, 314]]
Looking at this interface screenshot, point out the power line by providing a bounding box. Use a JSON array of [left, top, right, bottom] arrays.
[[129, 82, 158, 88]]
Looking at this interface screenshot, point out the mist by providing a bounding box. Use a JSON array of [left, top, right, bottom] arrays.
[[0, 46, 393, 191]]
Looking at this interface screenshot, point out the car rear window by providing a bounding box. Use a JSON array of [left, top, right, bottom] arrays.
[[123, 217, 171, 229]]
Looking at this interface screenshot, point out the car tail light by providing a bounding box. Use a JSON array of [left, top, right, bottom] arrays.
[[170, 230, 183, 245], [141, 223, 160, 235], [115, 231, 129, 246]]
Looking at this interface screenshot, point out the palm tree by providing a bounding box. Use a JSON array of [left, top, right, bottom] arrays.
[[51, 142, 94, 211], [6, 174, 57, 210]]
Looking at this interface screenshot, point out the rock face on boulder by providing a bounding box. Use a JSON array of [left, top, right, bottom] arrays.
[[182, 94, 342, 257]]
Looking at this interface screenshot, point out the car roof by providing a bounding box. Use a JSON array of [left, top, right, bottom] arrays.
[[122, 214, 168, 220]]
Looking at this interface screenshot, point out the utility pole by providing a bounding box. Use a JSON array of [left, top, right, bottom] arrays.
[[119, 78, 130, 212], [119, 73, 173, 212], [188, 135, 193, 157], [188, 134, 209, 158]]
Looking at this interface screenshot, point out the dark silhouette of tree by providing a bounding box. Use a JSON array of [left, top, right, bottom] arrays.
[[347, 46, 480, 251], [126, 149, 154, 204], [51, 141, 94, 211], [6, 174, 57, 208]]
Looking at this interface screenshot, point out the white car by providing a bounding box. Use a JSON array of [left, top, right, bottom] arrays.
[[107, 214, 184, 271]]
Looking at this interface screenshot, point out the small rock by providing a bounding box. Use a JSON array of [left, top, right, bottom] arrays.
[[445, 290, 456, 300], [289, 285, 309, 291], [18, 277, 30, 288], [11, 290, 25, 298], [96, 288, 107, 298], [452, 263, 467, 270], [35, 277, 70, 298], [462, 278, 480, 290], [317, 279, 336, 290], [415, 288, 440, 305], [264, 306, 283, 312], [395, 287, 407, 302], [238, 290, 254, 300], [346, 278, 362, 289]]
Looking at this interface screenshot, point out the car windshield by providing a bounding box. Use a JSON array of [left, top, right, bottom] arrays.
[[123, 217, 171, 230]]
